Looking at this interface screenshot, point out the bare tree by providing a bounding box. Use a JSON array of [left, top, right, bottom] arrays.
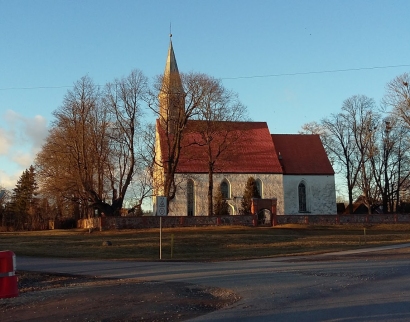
[[300, 121, 326, 135], [383, 73, 410, 126], [321, 112, 358, 214], [151, 72, 213, 204], [369, 118, 410, 213], [102, 69, 149, 215], [36, 126, 89, 219], [38, 76, 110, 217], [152, 72, 247, 215], [189, 74, 248, 216], [314, 95, 377, 214], [343, 95, 378, 214], [301, 73, 410, 214], [36, 71, 149, 217], [381, 73, 410, 212], [390, 122, 410, 212], [303, 90, 410, 214], [127, 123, 156, 215]]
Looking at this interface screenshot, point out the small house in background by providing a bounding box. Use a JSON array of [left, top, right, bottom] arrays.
[[340, 196, 383, 215]]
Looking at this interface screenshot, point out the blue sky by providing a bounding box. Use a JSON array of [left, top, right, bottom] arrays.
[[1, 0, 409, 193]]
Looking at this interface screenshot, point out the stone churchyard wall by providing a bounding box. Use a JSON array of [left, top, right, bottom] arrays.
[[77, 214, 256, 230], [76, 213, 410, 230]]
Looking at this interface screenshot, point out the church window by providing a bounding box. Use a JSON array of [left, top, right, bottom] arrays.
[[255, 178, 263, 198], [220, 180, 230, 199], [187, 179, 195, 216], [298, 182, 307, 212]]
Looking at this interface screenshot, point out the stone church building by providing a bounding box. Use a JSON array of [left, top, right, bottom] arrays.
[[154, 38, 337, 216]]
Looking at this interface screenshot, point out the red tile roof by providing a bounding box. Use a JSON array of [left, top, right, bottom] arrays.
[[157, 121, 334, 175], [158, 120, 283, 174], [271, 134, 334, 175]]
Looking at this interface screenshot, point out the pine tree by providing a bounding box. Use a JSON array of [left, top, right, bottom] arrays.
[[213, 187, 230, 216], [240, 177, 261, 215], [10, 165, 38, 229]]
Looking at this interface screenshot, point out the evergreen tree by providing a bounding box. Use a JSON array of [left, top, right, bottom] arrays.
[[10, 165, 38, 229], [213, 187, 230, 216], [241, 177, 261, 215]]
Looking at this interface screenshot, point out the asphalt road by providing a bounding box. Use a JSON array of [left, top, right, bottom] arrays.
[[17, 243, 410, 321]]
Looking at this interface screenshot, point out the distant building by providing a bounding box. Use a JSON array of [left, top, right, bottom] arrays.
[[154, 38, 336, 216]]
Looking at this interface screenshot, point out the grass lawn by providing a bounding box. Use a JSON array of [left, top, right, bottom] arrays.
[[1, 224, 410, 261]]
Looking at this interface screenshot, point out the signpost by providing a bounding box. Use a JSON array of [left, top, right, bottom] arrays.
[[155, 196, 167, 259]]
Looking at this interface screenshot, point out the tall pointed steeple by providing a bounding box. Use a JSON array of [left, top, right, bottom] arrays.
[[159, 35, 185, 131], [163, 36, 180, 76]]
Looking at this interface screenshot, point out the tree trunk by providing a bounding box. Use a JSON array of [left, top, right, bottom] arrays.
[[396, 149, 401, 212], [383, 150, 389, 214], [348, 188, 354, 214], [347, 164, 354, 214], [207, 162, 214, 216]]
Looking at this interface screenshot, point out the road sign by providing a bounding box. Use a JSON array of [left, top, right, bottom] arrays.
[[156, 196, 167, 216]]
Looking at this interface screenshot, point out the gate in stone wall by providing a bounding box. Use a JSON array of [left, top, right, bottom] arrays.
[[251, 198, 277, 226]]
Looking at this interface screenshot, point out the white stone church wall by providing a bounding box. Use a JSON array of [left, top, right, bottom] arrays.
[[168, 173, 284, 216], [282, 175, 336, 215]]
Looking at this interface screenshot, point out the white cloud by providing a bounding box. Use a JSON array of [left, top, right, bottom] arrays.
[[0, 169, 20, 190], [4, 110, 48, 148], [0, 110, 49, 189], [12, 151, 33, 168], [4, 110, 20, 124], [8, 110, 48, 144], [23, 115, 48, 152], [0, 127, 13, 155]]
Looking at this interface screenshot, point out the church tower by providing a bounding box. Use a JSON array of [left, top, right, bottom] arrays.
[[158, 35, 185, 132], [153, 36, 185, 200]]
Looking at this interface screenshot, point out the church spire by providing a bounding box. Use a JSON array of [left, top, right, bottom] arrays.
[[159, 35, 185, 131], [164, 34, 180, 76]]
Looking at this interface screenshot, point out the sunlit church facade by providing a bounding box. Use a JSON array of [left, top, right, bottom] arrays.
[[153, 38, 337, 216]]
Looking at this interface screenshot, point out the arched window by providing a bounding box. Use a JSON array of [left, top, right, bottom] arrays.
[[255, 178, 262, 198], [298, 182, 307, 212], [220, 180, 230, 199], [187, 179, 195, 216]]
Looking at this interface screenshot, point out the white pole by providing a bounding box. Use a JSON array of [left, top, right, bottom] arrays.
[[159, 217, 162, 260]]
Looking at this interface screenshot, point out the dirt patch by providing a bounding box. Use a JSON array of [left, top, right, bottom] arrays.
[[0, 271, 240, 321]]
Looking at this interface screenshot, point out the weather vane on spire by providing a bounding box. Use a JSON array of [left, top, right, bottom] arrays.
[[170, 23, 172, 38]]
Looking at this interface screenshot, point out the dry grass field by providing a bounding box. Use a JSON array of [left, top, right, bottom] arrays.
[[1, 224, 410, 261]]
